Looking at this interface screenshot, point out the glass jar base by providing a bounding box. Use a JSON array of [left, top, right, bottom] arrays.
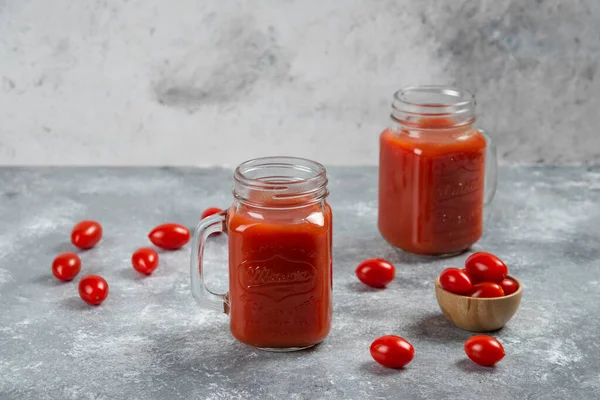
[[379, 229, 475, 258], [256, 343, 320, 353], [404, 249, 469, 258], [382, 242, 472, 258]]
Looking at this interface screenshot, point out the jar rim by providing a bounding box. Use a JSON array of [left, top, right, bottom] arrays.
[[394, 85, 474, 109], [233, 156, 328, 207], [391, 85, 476, 126], [234, 156, 326, 188]]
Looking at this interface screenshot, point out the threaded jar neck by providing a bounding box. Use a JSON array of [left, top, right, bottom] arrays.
[[233, 157, 328, 209], [391, 85, 476, 128]]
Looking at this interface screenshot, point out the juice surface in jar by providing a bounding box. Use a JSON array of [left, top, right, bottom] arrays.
[[378, 116, 487, 255], [227, 203, 332, 348]]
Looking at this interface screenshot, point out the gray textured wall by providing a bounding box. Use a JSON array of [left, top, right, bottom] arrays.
[[1, 0, 599, 165]]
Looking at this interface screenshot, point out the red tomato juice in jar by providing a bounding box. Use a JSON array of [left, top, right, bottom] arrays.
[[378, 86, 496, 255], [227, 203, 332, 348], [191, 157, 333, 351]]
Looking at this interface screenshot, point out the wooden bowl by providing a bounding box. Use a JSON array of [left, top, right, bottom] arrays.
[[435, 276, 523, 332]]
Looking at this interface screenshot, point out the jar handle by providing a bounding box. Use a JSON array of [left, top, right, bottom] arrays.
[[479, 129, 497, 205], [190, 211, 229, 314]]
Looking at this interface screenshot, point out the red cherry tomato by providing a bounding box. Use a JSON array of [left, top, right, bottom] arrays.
[[465, 252, 508, 283], [148, 223, 190, 250], [370, 335, 415, 368], [355, 258, 395, 288], [51, 252, 81, 281], [131, 247, 159, 275], [439, 268, 473, 295], [71, 220, 103, 249], [500, 278, 519, 296], [201, 207, 224, 235], [464, 335, 505, 366], [78, 275, 109, 305], [468, 282, 505, 298], [201, 207, 223, 219]]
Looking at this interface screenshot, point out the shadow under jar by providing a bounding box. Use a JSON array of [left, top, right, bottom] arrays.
[[191, 157, 333, 351], [378, 86, 497, 256]]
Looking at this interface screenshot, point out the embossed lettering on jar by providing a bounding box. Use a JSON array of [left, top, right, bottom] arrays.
[[378, 86, 497, 256]]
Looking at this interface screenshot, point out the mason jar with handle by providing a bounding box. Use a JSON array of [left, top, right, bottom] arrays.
[[378, 85, 497, 256], [191, 156, 333, 352]]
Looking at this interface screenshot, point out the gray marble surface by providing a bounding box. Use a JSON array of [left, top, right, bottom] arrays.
[[1, 0, 599, 165], [0, 166, 599, 400]]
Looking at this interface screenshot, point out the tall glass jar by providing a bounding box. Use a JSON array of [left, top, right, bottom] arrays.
[[191, 157, 333, 351], [378, 86, 497, 256]]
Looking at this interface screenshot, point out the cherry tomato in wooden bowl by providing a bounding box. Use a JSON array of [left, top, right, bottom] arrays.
[[465, 252, 508, 283], [500, 278, 519, 296], [439, 268, 472, 295], [464, 335, 505, 366], [148, 223, 190, 250], [131, 247, 159, 275], [52, 252, 81, 281], [370, 335, 415, 369], [355, 258, 395, 288], [71, 220, 103, 249], [435, 275, 523, 332], [468, 282, 505, 298], [78, 275, 109, 306]]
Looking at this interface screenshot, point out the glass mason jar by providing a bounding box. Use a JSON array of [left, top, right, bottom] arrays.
[[378, 86, 497, 256], [191, 157, 333, 351]]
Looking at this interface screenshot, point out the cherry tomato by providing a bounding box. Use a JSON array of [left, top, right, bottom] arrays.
[[148, 223, 190, 250], [370, 335, 415, 368], [51, 252, 81, 281], [131, 247, 159, 275], [78, 275, 109, 305], [71, 220, 103, 249], [464, 335, 505, 366], [201, 207, 223, 219], [468, 282, 505, 298], [355, 258, 395, 288], [439, 268, 473, 295], [201, 207, 224, 235], [500, 278, 519, 296], [465, 252, 508, 283]]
